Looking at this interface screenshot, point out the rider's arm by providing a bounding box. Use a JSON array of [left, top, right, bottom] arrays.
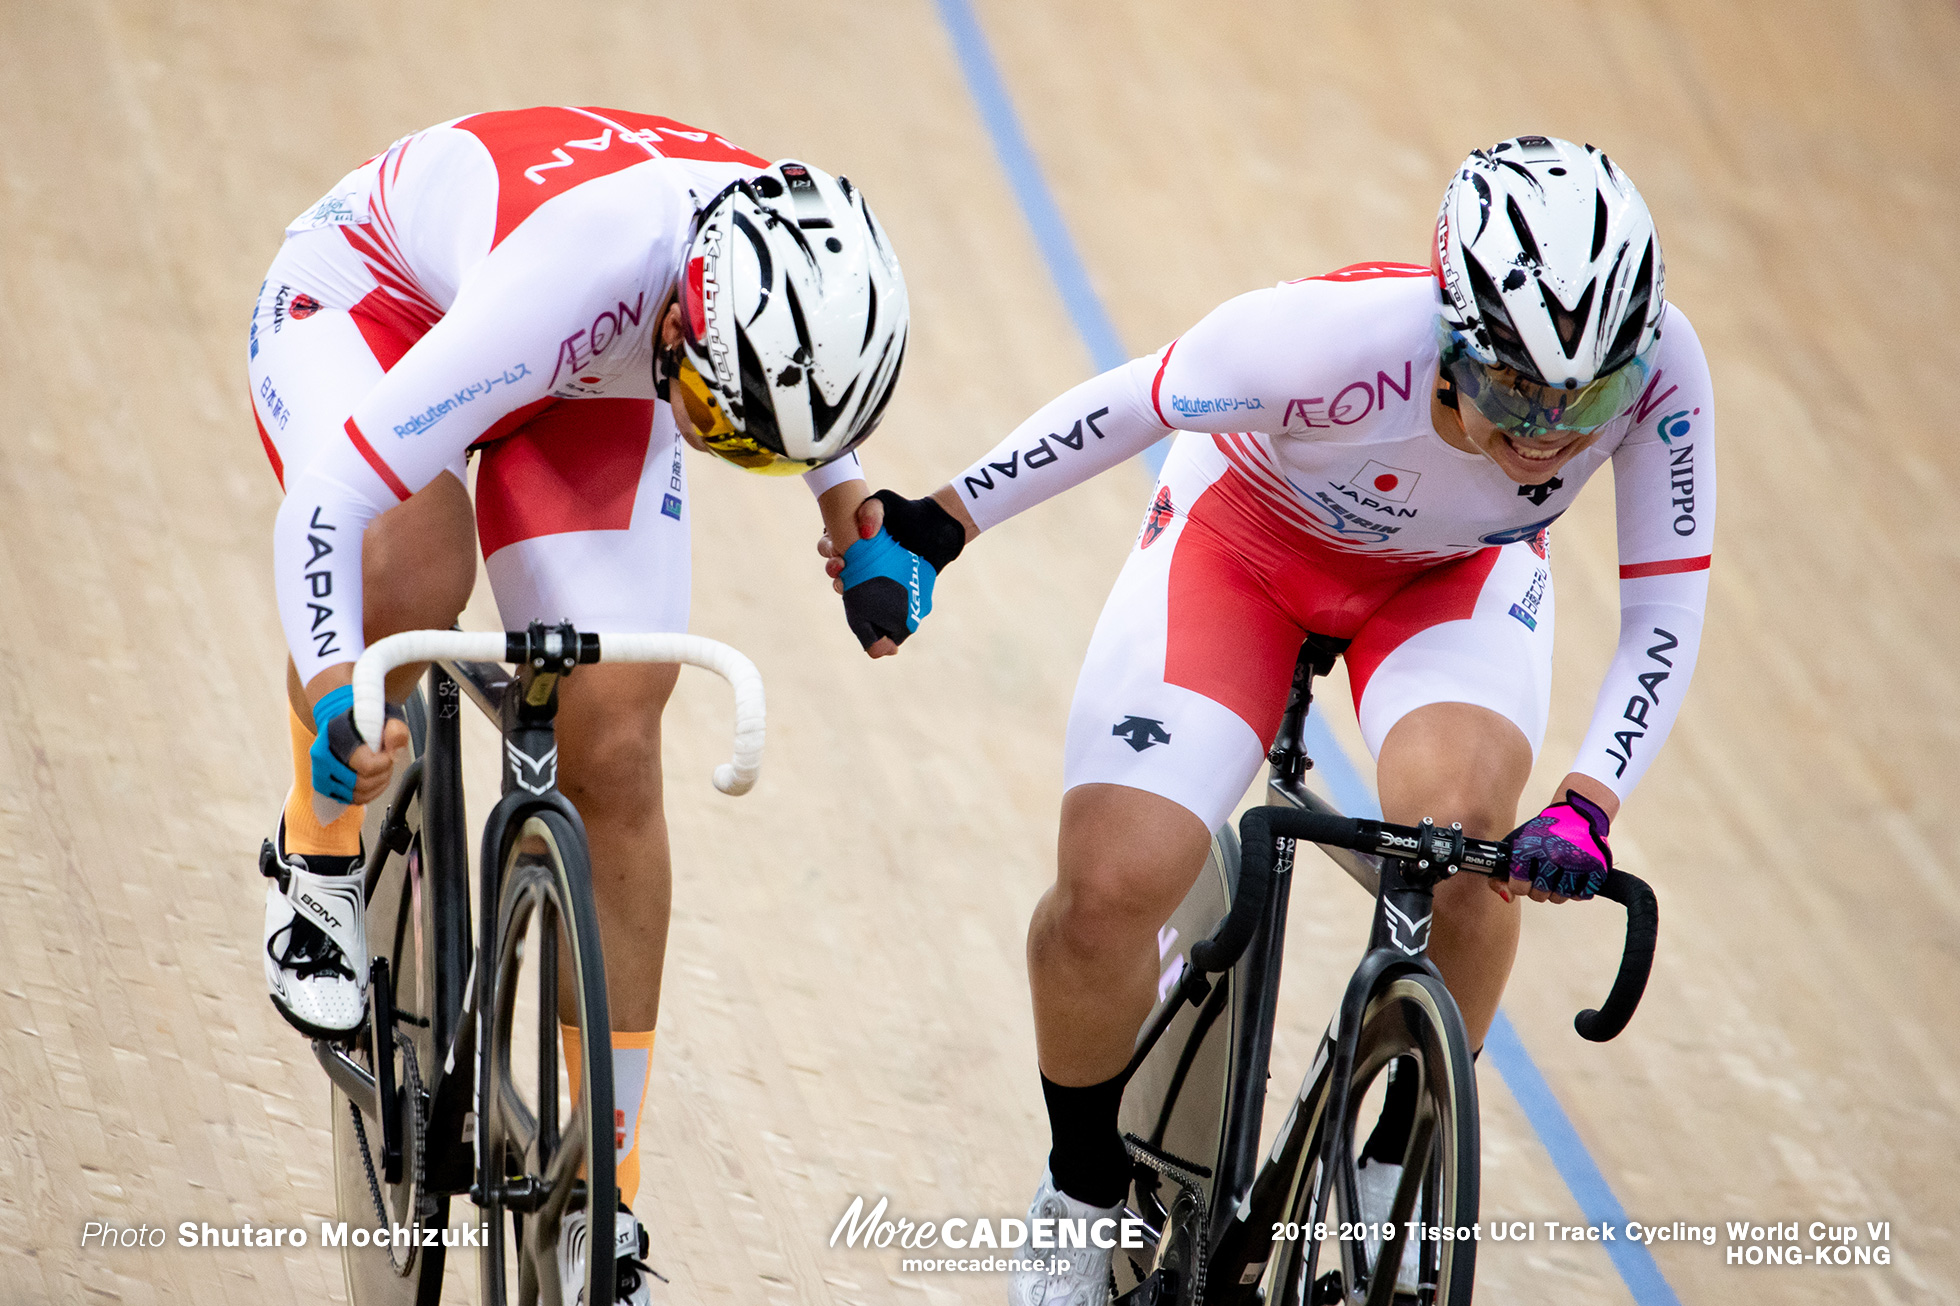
[[807, 454, 872, 559], [274, 228, 649, 694], [1567, 311, 1717, 804], [941, 281, 1371, 533], [944, 354, 1171, 533]]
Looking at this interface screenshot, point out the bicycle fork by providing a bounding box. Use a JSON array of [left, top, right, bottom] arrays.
[[1207, 858, 1444, 1294]]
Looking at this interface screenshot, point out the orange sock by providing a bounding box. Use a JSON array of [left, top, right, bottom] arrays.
[[282, 703, 364, 858], [562, 1025, 657, 1207]]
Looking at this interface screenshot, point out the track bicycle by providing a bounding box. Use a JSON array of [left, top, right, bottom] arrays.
[[1112, 634, 1658, 1306], [295, 622, 764, 1306]]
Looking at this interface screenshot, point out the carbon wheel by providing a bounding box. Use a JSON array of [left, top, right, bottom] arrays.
[[330, 688, 452, 1306], [1271, 971, 1479, 1306], [478, 809, 615, 1306]]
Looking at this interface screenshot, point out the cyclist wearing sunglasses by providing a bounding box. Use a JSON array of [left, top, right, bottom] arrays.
[[823, 136, 1713, 1305], [247, 107, 906, 1303]]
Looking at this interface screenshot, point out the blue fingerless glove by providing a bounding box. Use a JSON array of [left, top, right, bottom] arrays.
[[1505, 789, 1614, 899], [839, 490, 966, 650], [309, 685, 361, 803]]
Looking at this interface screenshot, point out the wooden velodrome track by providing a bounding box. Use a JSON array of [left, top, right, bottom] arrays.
[[2, 0, 1955, 1301]]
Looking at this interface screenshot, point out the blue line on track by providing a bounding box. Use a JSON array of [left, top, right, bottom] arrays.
[[1485, 1014, 1685, 1304], [932, 4, 1679, 1302], [930, 0, 1128, 374]]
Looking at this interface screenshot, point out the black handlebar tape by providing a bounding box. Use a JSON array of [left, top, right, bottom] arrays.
[[1574, 870, 1658, 1042], [1191, 806, 1359, 974]]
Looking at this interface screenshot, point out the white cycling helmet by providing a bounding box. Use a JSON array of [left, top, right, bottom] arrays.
[[1434, 136, 1664, 435], [671, 160, 908, 474]]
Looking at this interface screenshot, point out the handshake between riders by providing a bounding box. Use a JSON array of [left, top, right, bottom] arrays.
[[254, 108, 1709, 1306]]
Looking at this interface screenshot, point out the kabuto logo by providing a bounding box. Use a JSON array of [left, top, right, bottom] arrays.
[[1140, 488, 1175, 548], [1437, 214, 1468, 319], [692, 228, 732, 390], [290, 293, 322, 321]]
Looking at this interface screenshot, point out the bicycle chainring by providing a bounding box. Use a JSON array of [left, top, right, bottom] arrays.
[[348, 1028, 433, 1272]]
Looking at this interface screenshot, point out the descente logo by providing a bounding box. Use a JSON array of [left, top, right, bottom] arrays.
[[830, 1196, 1149, 1252]]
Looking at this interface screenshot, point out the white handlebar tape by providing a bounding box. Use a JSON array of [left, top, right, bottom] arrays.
[[352, 630, 765, 796]]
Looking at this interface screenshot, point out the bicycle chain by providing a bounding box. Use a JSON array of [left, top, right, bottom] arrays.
[[1123, 1134, 1211, 1306], [348, 1027, 433, 1267]]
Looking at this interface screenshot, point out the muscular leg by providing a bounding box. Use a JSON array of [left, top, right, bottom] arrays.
[[552, 661, 680, 1032], [1374, 701, 1531, 1048], [1026, 783, 1212, 1208], [1030, 783, 1215, 1086]]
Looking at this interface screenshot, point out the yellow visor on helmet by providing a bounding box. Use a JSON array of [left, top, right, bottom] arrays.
[[672, 355, 810, 477]]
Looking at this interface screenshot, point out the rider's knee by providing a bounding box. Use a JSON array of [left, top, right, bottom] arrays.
[[555, 666, 676, 822], [1051, 844, 1199, 962], [1413, 782, 1519, 842]]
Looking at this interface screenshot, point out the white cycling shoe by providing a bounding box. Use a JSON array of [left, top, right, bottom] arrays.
[[559, 1204, 660, 1305], [1008, 1169, 1117, 1306], [260, 824, 368, 1039], [1356, 1157, 1420, 1296]]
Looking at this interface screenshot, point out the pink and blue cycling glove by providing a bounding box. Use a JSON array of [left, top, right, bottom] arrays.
[[1506, 790, 1613, 900]]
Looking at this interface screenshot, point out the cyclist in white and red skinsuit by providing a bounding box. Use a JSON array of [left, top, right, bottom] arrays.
[[250, 105, 908, 1304], [823, 136, 1712, 1305]]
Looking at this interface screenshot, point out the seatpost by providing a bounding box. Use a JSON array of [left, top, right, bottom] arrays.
[[1268, 635, 1348, 788]]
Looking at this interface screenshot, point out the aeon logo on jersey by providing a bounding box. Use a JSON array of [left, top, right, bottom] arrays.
[[1281, 361, 1416, 430], [549, 294, 646, 391]]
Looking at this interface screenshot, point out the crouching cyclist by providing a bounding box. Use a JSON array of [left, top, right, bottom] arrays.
[[247, 106, 907, 1302], [823, 137, 1713, 1303]]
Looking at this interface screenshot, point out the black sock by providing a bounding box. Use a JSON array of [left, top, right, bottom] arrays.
[[1041, 1073, 1130, 1209], [1361, 1056, 1419, 1164]]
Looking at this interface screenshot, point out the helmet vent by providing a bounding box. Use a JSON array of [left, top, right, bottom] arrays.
[[1471, 172, 1493, 241], [861, 276, 879, 351], [1600, 240, 1656, 373], [1495, 158, 1543, 192], [1506, 195, 1543, 266], [731, 210, 775, 326], [1591, 192, 1609, 261], [1465, 256, 1539, 380], [1539, 279, 1597, 361]]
